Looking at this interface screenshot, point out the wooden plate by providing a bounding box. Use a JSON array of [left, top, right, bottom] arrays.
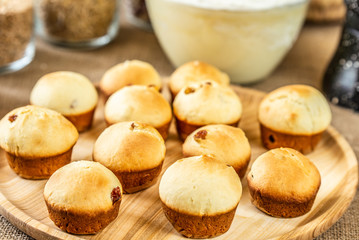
[[0, 86, 357, 240]]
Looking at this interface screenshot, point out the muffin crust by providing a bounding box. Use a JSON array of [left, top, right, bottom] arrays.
[[162, 203, 237, 239]]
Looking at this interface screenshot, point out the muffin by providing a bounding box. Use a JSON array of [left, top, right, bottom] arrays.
[[183, 124, 251, 178], [100, 60, 162, 99], [0, 105, 78, 179], [159, 155, 242, 238], [247, 148, 321, 218], [104, 85, 172, 140], [169, 60, 230, 99], [168, 61, 230, 99], [93, 121, 166, 193], [173, 81, 242, 141], [258, 85, 332, 154], [30, 71, 98, 132], [44, 160, 123, 234]]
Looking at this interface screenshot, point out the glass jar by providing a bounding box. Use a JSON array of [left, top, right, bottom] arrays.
[[0, 0, 35, 74], [35, 0, 120, 48], [124, 0, 152, 31]]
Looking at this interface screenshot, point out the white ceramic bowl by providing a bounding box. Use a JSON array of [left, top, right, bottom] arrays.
[[146, 0, 309, 84]]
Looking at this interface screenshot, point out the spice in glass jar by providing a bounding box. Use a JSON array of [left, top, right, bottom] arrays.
[[35, 0, 120, 48], [0, 0, 34, 73]]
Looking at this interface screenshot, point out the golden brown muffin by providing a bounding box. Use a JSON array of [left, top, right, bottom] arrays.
[[104, 85, 172, 140], [159, 155, 242, 238], [100, 59, 162, 98], [173, 81, 242, 141], [183, 124, 251, 178], [44, 160, 123, 234], [258, 85, 331, 154], [93, 121, 166, 193], [30, 71, 98, 132], [169, 60, 230, 99], [0, 105, 78, 179], [247, 148, 321, 218], [306, 0, 346, 23]]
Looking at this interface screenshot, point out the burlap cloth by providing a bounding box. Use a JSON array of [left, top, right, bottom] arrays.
[[0, 19, 358, 240]]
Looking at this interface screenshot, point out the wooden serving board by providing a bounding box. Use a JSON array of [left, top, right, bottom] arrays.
[[0, 86, 357, 240]]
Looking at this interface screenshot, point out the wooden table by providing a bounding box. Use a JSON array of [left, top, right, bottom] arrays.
[[0, 20, 358, 240]]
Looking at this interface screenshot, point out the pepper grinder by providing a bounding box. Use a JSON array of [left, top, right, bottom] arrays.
[[322, 0, 359, 111]]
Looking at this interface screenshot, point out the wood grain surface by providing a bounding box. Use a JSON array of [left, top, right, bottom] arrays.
[[0, 86, 357, 240]]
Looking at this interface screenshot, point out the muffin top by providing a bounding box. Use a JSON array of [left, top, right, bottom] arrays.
[[183, 124, 251, 169], [0, 105, 78, 158], [44, 160, 122, 212], [169, 61, 230, 97], [93, 121, 166, 172], [259, 85, 332, 135], [247, 148, 321, 202], [100, 60, 162, 97], [30, 71, 98, 115], [173, 82, 242, 125], [159, 155, 242, 215], [104, 85, 172, 127]]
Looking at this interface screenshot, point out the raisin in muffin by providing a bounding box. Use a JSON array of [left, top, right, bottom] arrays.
[[169, 60, 230, 99], [183, 124, 251, 178], [173, 81, 242, 141], [100, 59, 162, 99], [93, 121, 166, 193], [30, 71, 98, 132], [247, 148, 321, 218], [159, 155, 242, 238], [258, 84, 331, 154], [104, 85, 172, 140], [0, 105, 78, 179], [44, 160, 122, 234]]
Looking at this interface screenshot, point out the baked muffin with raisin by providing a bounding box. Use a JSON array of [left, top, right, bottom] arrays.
[[160, 155, 242, 238], [258, 84, 331, 154], [30, 71, 98, 132], [247, 148, 321, 218], [183, 124, 251, 178], [93, 121, 166, 193], [169, 60, 230, 99], [0, 105, 78, 179], [44, 160, 123, 234], [100, 60, 162, 99], [104, 85, 172, 140], [173, 81, 242, 141]]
